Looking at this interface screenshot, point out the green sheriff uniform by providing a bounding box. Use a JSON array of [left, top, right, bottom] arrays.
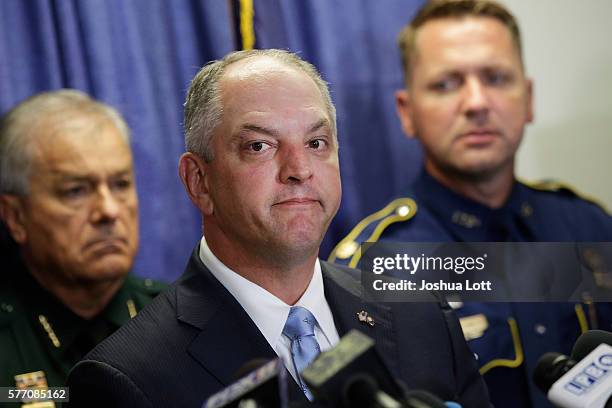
[[0, 255, 166, 407]]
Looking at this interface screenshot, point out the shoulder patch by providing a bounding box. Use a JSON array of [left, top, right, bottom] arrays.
[[521, 179, 610, 214], [328, 197, 417, 267]]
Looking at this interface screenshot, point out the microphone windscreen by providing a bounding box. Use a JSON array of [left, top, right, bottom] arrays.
[[570, 329, 612, 362], [341, 374, 380, 408], [533, 352, 573, 393]]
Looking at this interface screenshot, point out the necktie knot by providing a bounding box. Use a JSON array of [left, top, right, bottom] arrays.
[[283, 306, 317, 340]]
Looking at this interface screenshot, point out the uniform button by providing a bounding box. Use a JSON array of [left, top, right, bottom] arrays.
[[521, 202, 533, 217], [336, 241, 358, 260], [396, 205, 411, 217], [448, 301, 463, 310], [535, 324, 547, 335], [1, 303, 13, 313]]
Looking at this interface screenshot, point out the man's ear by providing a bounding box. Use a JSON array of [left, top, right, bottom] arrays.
[[0, 195, 27, 244], [178, 152, 214, 215], [395, 89, 417, 138], [525, 78, 535, 124]]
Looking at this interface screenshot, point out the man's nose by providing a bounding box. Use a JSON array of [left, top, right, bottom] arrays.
[[91, 185, 121, 223], [462, 77, 489, 124], [279, 145, 313, 184]]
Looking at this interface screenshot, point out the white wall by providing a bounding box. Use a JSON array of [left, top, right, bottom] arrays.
[[502, 0, 612, 210]]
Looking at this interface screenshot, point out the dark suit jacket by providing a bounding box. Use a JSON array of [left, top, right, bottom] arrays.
[[67, 247, 489, 407]]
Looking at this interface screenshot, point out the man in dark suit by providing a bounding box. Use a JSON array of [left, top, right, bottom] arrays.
[[67, 49, 490, 407]]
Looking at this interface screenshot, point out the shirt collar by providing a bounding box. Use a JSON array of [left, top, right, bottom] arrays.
[[414, 169, 530, 240], [198, 235, 335, 348]]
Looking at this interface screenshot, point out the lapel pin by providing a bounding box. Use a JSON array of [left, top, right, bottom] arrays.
[[357, 310, 375, 327]]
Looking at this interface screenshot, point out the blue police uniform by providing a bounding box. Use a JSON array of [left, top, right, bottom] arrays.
[[329, 169, 612, 408]]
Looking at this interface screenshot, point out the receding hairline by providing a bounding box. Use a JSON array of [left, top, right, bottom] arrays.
[[29, 108, 127, 149], [215, 55, 336, 132], [220, 55, 329, 99], [223, 54, 299, 76], [183, 49, 337, 162], [28, 112, 132, 165], [0, 89, 131, 196], [9, 95, 131, 158]]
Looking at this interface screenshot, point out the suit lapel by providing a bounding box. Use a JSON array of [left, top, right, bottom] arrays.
[[173, 251, 388, 401], [176, 249, 276, 385], [175, 248, 307, 402], [321, 262, 402, 380]]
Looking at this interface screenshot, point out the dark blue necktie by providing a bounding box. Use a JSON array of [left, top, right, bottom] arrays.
[[283, 306, 321, 400]]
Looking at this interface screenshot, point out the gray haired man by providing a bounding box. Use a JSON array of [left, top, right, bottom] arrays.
[[67, 50, 490, 407], [0, 90, 165, 391]]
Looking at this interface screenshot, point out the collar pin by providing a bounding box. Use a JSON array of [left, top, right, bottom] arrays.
[[357, 310, 375, 327]]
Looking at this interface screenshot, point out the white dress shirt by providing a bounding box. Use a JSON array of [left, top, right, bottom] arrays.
[[198, 235, 340, 384]]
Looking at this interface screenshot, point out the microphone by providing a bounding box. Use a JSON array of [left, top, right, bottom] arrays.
[[302, 329, 448, 408], [533, 330, 612, 407], [572, 330, 612, 362], [534, 352, 578, 394], [233, 359, 273, 380], [535, 330, 612, 393], [342, 373, 404, 408], [547, 343, 612, 408], [342, 375, 450, 408], [342, 375, 453, 408], [203, 358, 288, 408]]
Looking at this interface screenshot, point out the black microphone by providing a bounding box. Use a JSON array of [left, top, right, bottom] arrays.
[[341, 374, 449, 408], [302, 330, 447, 408], [342, 373, 403, 408], [203, 358, 289, 408], [534, 330, 612, 394], [571, 330, 612, 362], [301, 330, 405, 407], [534, 352, 578, 394], [233, 359, 274, 381], [533, 330, 612, 407]]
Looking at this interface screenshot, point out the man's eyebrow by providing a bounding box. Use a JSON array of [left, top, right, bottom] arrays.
[[239, 124, 278, 137], [236, 118, 331, 139], [308, 118, 331, 134], [109, 170, 133, 178], [50, 169, 133, 181]]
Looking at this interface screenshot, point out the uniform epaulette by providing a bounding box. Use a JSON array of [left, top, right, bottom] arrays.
[[521, 179, 610, 214], [328, 197, 417, 268]]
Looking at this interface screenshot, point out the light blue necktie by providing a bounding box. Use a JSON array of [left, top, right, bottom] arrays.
[[283, 306, 321, 400]]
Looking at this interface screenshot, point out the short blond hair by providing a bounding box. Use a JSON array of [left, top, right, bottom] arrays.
[[398, 0, 523, 83]]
